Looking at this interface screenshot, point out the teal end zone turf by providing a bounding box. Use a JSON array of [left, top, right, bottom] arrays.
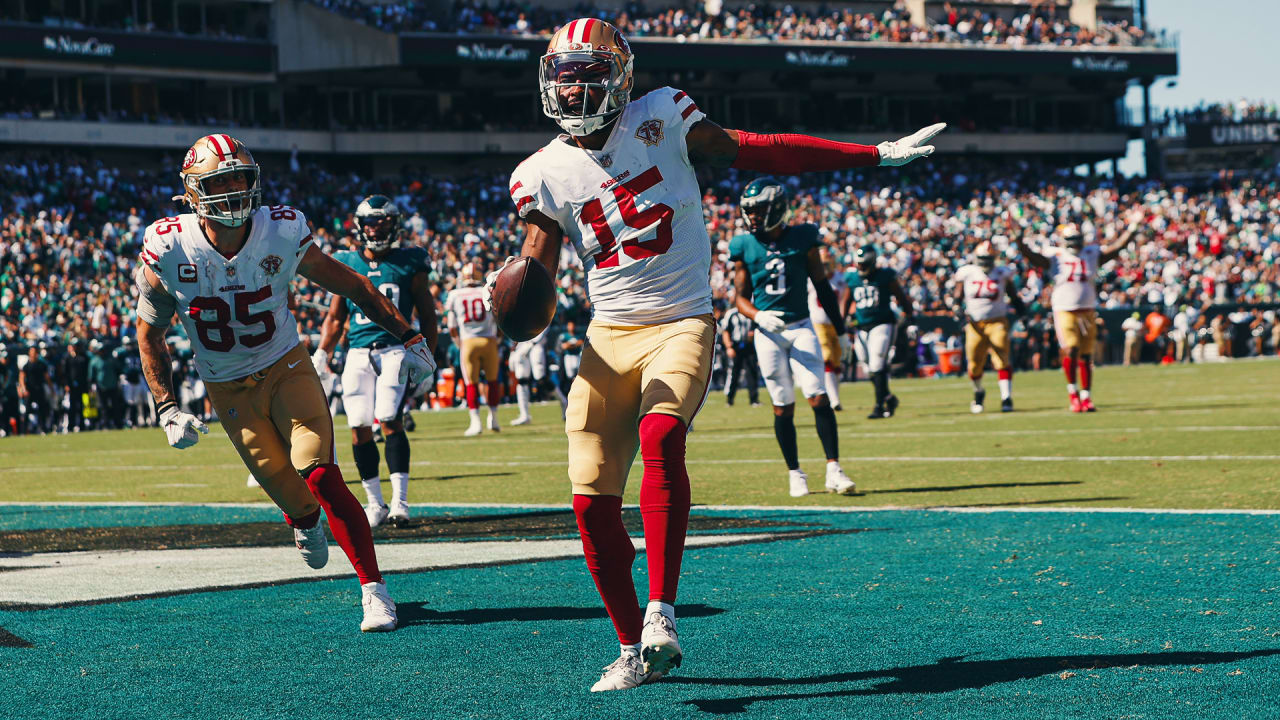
[[2, 507, 1279, 719]]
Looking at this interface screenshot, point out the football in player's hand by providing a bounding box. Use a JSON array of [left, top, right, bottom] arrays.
[[490, 256, 556, 342]]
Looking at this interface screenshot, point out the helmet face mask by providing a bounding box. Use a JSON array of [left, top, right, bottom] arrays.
[[974, 241, 996, 270], [539, 19, 634, 137], [855, 246, 878, 276], [355, 195, 403, 253], [179, 134, 261, 228], [739, 177, 790, 235]]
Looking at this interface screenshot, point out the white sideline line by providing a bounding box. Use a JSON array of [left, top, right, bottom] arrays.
[[692, 425, 1280, 442], [2, 500, 1280, 516], [8, 453, 1279, 474]]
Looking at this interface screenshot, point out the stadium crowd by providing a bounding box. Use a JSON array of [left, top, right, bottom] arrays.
[[1, 151, 1276, 436], [306, 0, 1164, 48]]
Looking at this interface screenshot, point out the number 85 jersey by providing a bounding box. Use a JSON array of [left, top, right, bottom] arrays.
[[509, 86, 712, 326], [139, 206, 311, 382]]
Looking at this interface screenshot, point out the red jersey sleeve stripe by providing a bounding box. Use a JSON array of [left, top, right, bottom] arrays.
[[297, 232, 314, 248], [681, 103, 700, 120], [672, 91, 688, 104], [510, 181, 524, 195], [515, 196, 534, 210]]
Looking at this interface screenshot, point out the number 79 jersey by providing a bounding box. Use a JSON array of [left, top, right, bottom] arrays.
[[508, 86, 712, 326], [138, 206, 311, 382], [333, 247, 428, 349]]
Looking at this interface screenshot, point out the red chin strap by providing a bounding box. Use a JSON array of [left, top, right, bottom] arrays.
[[731, 130, 880, 174]]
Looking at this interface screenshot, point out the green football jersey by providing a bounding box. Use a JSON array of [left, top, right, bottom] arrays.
[[334, 247, 428, 348], [845, 267, 898, 328], [728, 224, 821, 324]]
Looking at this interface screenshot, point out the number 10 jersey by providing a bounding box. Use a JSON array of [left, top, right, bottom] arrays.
[[140, 206, 311, 382], [509, 86, 713, 326]]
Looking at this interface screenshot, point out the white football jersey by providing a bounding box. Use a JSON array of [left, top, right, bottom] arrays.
[[509, 86, 712, 326], [955, 264, 1015, 321], [139, 206, 312, 382], [446, 285, 497, 339], [1046, 245, 1101, 311], [807, 271, 846, 326]]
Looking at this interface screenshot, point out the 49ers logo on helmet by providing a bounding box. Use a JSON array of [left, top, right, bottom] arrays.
[[182, 147, 198, 171], [635, 119, 664, 147]]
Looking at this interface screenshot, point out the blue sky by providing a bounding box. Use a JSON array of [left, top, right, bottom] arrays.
[[1116, 0, 1280, 175]]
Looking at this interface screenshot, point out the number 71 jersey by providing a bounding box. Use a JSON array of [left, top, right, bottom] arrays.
[[509, 86, 712, 326], [139, 206, 310, 382]]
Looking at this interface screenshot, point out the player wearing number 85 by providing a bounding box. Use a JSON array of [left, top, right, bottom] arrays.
[[314, 195, 439, 527], [133, 135, 437, 632], [491, 17, 943, 692]]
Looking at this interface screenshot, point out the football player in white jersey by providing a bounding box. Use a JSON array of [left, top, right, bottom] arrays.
[[446, 263, 502, 435], [1015, 222, 1140, 412], [508, 324, 551, 426], [807, 246, 849, 410], [486, 18, 943, 691], [132, 134, 436, 632], [952, 241, 1024, 413]]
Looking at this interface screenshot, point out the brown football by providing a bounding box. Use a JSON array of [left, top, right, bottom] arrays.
[[490, 256, 557, 342]]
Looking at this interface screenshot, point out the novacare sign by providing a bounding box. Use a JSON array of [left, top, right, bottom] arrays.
[[43, 34, 116, 58]]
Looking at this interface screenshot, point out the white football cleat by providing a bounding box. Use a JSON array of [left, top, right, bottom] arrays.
[[388, 500, 410, 527], [464, 418, 483, 437], [824, 463, 856, 495], [487, 412, 501, 433], [360, 581, 397, 632], [293, 522, 329, 569], [365, 503, 389, 528], [510, 414, 531, 426], [788, 469, 810, 497], [246, 473, 260, 488], [641, 611, 683, 675], [590, 648, 661, 692]]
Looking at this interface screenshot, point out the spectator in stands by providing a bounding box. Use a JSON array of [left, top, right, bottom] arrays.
[[1121, 312, 1143, 365]]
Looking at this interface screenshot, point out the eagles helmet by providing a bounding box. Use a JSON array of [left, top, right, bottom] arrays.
[[177, 134, 261, 228], [539, 19, 635, 137], [854, 245, 878, 276], [974, 241, 996, 270], [739, 177, 790, 235], [355, 195, 403, 253]]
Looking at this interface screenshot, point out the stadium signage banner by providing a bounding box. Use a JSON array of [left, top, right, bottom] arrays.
[[1186, 121, 1280, 148], [0, 24, 271, 73], [401, 33, 1176, 76]]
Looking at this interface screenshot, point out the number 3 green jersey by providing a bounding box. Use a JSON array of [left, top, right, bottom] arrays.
[[728, 224, 821, 324], [333, 247, 429, 348]]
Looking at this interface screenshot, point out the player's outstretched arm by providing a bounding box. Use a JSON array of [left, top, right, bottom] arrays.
[[805, 248, 847, 335], [686, 119, 945, 172], [1013, 232, 1049, 270], [1101, 221, 1142, 264]]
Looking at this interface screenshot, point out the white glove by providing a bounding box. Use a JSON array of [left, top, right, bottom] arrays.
[[399, 334, 438, 385], [876, 123, 946, 167], [311, 348, 332, 379], [160, 403, 208, 450], [754, 310, 787, 334], [482, 256, 518, 312]]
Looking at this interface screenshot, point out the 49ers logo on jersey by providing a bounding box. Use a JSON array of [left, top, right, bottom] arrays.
[[635, 119, 664, 147], [260, 255, 282, 277]]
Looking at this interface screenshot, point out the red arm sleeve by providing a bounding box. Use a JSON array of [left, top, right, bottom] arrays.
[[730, 131, 880, 174]]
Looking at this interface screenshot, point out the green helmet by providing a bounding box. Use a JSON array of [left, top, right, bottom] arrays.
[[739, 177, 790, 234], [355, 194, 404, 253], [855, 245, 878, 276]]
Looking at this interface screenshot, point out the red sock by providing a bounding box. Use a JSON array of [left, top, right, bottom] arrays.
[[1062, 356, 1077, 386], [573, 494, 642, 645], [1078, 358, 1092, 391], [823, 362, 835, 374], [638, 413, 690, 604], [486, 381, 502, 408], [998, 369, 1011, 381], [283, 507, 321, 529], [304, 463, 382, 585], [464, 383, 479, 410]]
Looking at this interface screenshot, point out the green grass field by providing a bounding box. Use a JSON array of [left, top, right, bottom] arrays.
[[2, 361, 1277, 508], [2, 360, 1279, 720]]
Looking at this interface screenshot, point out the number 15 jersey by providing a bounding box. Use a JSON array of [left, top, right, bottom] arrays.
[[509, 86, 712, 326], [139, 206, 311, 382]]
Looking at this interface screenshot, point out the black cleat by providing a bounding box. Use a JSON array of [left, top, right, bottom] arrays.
[[1001, 398, 1014, 413], [867, 406, 885, 420], [402, 411, 416, 432], [885, 394, 899, 418]]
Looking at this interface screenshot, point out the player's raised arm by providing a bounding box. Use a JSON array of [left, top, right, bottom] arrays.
[[1101, 220, 1143, 264], [805, 248, 846, 336], [685, 119, 945, 172], [1013, 231, 1049, 270], [297, 244, 435, 383]]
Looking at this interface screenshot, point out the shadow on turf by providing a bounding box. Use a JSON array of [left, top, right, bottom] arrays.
[[865, 481, 1081, 495], [344, 472, 516, 485], [671, 649, 1280, 714], [395, 602, 724, 627]]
